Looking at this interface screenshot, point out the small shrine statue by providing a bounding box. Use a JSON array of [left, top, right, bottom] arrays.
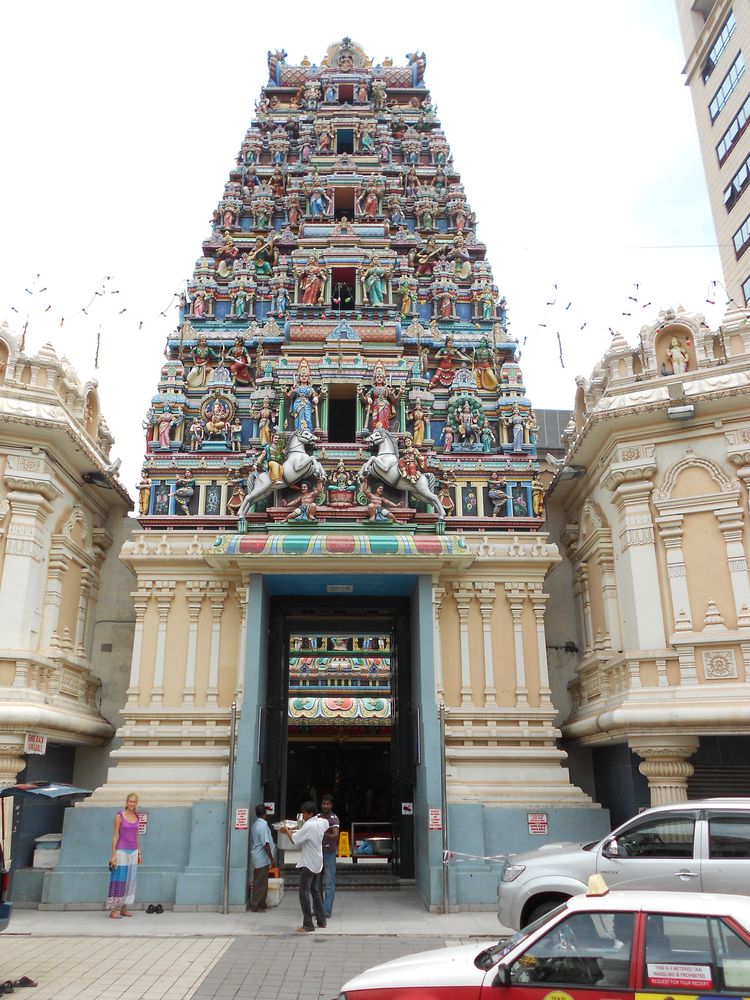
[[480, 422, 495, 453], [475, 284, 497, 321], [270, 283, 290, 316], [363, 482, 398, 522], [256, 432, 286, 483], [269, 165, 286, 199], [298, 255, 326, 305], [250, 236, 274, 276], [415, 236, 442, 276], [457, 401, 481, 447], [226, 479, 246, 517], [327, 459, 356, 506], [398, 434, 425, 483], [488, 472, 508, 517], [449, 234, 472, 280], [524, 409, 539, 448], [667, 336, 689, 375], [356, 185, 380, 219], [251, 398, 276, 445], [441, 424, 454, 454], [189, 417, 205, 451], [359, 361, 400, 431], [228, 336, 254, 385], [361, 256, 391, 306], [429, 335, 472, 388], [286, 359, 320, 431], [186, 335, 220, 389], [504, 402, 525, 452], [283, 480, 320, 522], [473, 336, 498, 391], [137, 476, 151, 516], [231, 282, 250, 320], [172, 472, 194, 515], [205, 397, 231, 440], [230, 418, 243, 452], [531, 475, 546, 518], [407, 400, 427, 446], [308, 183, 332, 217]]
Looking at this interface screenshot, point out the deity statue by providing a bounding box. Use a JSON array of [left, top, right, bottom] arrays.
[[397, 434, 425, 483], [327, 459, 356, 506], [504, 402, 525, 452], [457, 401, 481, 447], [436, 483, 455, 517], [356, 185, 380, 219], [531, 476, 546, 518], [186, 335, 220, 389], [667, 336, 689, 374], [230, 418, 243, 452], [431, 165, 448, 193], [307, 181, 332, 217], [269, 165, 286, 199], [358, 361, 400, 431], [283, 481, 320, 522], [357, 124, 375, 152], [448, 234, 472, 280], [205, 397, 231, 440], [404, 165, 419, 199], [440, 424, 454, 453], [298, 255, 326, 305], [379, 138, 392, 164], [250, 236, 274, 277], [251, 398, 276, 445], [438, 288, 455, 319], [480, 423, 495, 453], [473, 336, 498, 391], [388, 194, 405, 227], [408, 400, 427, 446], [415, 237, 442, 277], [256, 431, 286, 483], [226, 480, 245, 517], [363, 482, 398, 522], [188, 417, 205, 451], [172, 473, 194, 515], [361, 256, 391, 306], [429, 335, 472, 388], [524, 409, 539, 448], [488, 472, 507, 516], [227, 336, 254, 385], [286, 359, 320, 431], [137, 476, 151, 516], [398, 277, 414, 318], [372, 79, 387, 111], [285, 191, 302, 227], [231, 282, 250, 320]]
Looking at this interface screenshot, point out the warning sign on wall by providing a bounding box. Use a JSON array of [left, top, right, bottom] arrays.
[[24, 733, 47, 755], [527, 812, 548, 835], [428, 808, 442, 831], [235, 808, 249, 830]]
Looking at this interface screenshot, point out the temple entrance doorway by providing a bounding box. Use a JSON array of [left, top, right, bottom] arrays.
[[263, 596, 415, 880]]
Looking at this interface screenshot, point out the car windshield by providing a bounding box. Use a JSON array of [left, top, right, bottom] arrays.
[[474, 903, 568, 970]]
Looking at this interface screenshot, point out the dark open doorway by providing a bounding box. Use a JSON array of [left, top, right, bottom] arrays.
[[336, 129, 354, 154], [330, 266, 356, 311], [263, 597, 415, 879], [327, 384, 357, 443], [333, 187, 354, 221]]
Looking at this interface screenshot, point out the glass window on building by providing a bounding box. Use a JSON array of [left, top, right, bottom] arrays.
[[717, 93, 750, 162], [723, 152, 750, 210], [742, 274, 750, 304], [702, 11, 737, 83], [709, 52, 745, 123], [733, 213, 750, 256]]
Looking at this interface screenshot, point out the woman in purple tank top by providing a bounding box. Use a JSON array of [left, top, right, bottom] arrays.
[[106, 793, 142, 918]]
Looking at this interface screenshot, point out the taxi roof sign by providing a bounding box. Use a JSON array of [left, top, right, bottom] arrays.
[[587, 874, 609, 896]]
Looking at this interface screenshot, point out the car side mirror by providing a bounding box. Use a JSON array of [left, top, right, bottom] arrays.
[[602, 838, 619, 859], [492, 965, 510, 988]]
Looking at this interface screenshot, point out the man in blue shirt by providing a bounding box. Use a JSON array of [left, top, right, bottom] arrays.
[[249, 803, 275, 912], [318, 793, 340, 918]]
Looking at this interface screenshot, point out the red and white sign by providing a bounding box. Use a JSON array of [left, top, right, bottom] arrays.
[[138, 812, 148, 834], [428, 808, 442, 831], [264, 802, 275, 815], [528, 812, 549, 835], [235, 808, 249, 830], [24, 733, 47, 755], [401, 802, 414, 815], [647, 963, 713, 989]]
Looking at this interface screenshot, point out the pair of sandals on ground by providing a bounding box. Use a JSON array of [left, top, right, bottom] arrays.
[[0, 978, 37, 993]]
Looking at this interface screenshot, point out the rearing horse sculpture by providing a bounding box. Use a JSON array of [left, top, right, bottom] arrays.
[[359, 427, 446, 519], [238, 427, 326, 518]]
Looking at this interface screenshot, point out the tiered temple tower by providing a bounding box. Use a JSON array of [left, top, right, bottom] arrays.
[[49, 41, 605, 912]]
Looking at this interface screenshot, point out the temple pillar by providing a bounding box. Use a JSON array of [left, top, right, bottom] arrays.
[[506, 583, 528, 706], [715, 508, 750, 620], [234, 579, 249, 702], [656, 514, 692, 629], [150, 581, 175, 706], [630, 736, 699, 805], [206, 585, 228, 705], [432, 580, 445, 700], [529, 588, 553, 707], [126, 586, 152, 706], [452, 583, 474, 705], [182, 581, 206, 706], [474, 581, 497, 706]]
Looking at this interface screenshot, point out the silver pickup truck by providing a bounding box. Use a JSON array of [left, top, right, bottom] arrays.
[[498, 798, 750, 929]]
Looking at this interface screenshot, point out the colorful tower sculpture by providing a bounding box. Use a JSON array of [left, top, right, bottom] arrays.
[[50, 42, 605, 913]]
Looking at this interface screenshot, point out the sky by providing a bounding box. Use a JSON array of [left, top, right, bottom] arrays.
[[0, 1, 724, 495]]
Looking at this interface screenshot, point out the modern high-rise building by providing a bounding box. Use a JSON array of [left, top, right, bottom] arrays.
[[676, 1, 750, 305]]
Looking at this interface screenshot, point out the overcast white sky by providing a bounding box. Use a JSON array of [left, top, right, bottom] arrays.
[[0, 1, 724, 494]]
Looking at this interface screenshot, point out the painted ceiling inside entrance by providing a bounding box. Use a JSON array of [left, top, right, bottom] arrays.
[[136, 39, 544, 537]]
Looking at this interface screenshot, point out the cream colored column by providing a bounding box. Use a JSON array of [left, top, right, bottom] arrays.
[[150, 582, 176, 706], [126, 587, 152, 706], [598, 553, 622, 650], [74, 567, 92, 657], [0, 740, 27, 786], [474, 581, 496, 706], [506, 584, 528, 706], [182, 581, 206, 706], [630, 736, 699, 805], [234, 581, 249, 701], [0, 488, 55, 649], [206, 586, 228, 705], [40, 555, 66, 650], [452, 583, 474, 705], [715, 508, 750, 619], [656, 514, 692, 629], [529, 590, 552, 707], [432, 580, 446, 700], [578, 565, 594, 654]]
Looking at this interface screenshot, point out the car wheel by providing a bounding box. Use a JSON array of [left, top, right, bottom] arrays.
[[524, 897, 568, 926]]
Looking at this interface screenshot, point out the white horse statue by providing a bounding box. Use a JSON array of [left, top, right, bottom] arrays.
[[359, 427, 446, 519], [238, 427, 326, 518]]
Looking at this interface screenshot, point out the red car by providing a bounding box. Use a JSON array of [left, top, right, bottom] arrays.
[[337, 887, 750, 999]]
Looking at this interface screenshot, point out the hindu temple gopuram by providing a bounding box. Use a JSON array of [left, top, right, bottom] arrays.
[[42, 40, 607, 910]]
